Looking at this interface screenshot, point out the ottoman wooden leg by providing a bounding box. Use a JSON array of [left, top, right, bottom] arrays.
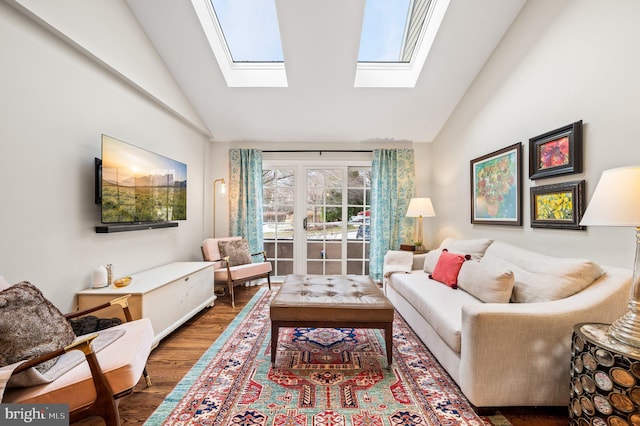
[[385, 322, 393, 367], [271, 322, 279, 364]]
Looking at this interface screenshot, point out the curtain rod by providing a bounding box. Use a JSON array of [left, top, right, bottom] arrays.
[[262, 150, 373, 153]]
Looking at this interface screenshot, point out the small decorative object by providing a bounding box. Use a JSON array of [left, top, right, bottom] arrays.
[[470, 142, 522, 226], [113, 276, 132, 288], [106, 264, 113, 286], [530, 180, 586, 230], [92, 265, 108, 288], [529, 120, 582, 180]]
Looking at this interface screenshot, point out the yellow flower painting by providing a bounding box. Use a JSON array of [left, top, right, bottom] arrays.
[[535, 191, 573, 221], [530, 180, 585, 230]]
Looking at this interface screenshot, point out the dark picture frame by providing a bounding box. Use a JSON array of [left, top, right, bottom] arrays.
[[470, 142, 522, 226], [529, 120, 582, 180], [530, 180, 586, 230]]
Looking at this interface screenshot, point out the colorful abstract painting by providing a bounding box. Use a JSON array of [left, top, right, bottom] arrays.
[[471, 143, 522, 225]]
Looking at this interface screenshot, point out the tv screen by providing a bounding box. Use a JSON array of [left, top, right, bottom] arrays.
[[99, 134, 187, 224]]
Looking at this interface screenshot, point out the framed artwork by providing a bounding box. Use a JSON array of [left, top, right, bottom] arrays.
[[470, 142, 522, 226], [529, 120, 583, 180], [530, 180, 586, 230]]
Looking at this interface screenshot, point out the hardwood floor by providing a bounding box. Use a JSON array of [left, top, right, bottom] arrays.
[[76, 284, 568, 425]]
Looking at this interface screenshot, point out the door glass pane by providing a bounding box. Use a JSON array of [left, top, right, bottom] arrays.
[[262, 168, 294, 277], [346, 167, 371, 275], [307, 169, 343, 274]]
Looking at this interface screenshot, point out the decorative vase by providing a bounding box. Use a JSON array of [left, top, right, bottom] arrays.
[[486, 201, 500, 217], [92, 265, 108, 288]]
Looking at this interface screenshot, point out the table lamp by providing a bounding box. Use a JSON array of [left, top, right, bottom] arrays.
[[579, 166, 640, 347], [406, 197, 436, 250]]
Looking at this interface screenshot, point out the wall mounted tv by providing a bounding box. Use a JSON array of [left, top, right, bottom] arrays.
[[95, 134, 187, 232]]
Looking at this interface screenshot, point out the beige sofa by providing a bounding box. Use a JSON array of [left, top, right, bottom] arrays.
[[385, 238, 631, 410]]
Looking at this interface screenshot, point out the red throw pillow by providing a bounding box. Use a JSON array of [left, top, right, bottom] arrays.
[[429, 249, 471, 288]]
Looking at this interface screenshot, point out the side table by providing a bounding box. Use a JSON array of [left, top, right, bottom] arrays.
[[570, 323, 640, 426]]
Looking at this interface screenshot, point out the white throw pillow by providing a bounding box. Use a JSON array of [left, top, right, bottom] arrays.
[[481, 241, 604, 303], [423, 250, 442, 273], [457, 261, 514, 303], [423, 238, 494, 273]]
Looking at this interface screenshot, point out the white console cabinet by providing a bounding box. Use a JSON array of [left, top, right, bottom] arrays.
[[76, 262, 215, 348]]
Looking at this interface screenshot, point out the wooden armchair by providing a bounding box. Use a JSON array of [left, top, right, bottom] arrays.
[[202, 237, 272, 308], [2, 294, 154, 426]]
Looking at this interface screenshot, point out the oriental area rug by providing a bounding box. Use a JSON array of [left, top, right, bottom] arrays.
[[146, 288, 511, 426]]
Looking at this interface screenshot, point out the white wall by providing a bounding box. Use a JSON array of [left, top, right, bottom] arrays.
[[0, 1, 211, 310], [430, 0, 640, 268]]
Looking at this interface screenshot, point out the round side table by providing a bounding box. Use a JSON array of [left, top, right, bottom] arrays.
[[570, 323, 640, 426]]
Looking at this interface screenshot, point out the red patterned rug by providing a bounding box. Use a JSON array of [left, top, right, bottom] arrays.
[[146, 288, 510, 425]]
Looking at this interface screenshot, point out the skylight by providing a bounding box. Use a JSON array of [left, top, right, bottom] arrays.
[[191, 0, 449, 88], [358, 0, 412, 62], [210, 0, 284, 63], [355, 0, 449, 88], [190, 0, 288, 87]]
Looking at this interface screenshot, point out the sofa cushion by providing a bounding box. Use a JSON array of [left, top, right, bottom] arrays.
[[214, 261, 271, 282], [388, 271, 482, 353], [7, 328, 125, 388], [218, 239, 252, 266], [423, 250, 442, 273], [481, 241, 604, 303], [457, 261, 514, 303], [0, 282, 76, 374], [423, 238, 494, 272], [429, 250, 470, 288]]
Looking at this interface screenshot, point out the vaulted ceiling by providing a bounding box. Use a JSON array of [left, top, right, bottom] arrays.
[[126, 0, 526, 143]]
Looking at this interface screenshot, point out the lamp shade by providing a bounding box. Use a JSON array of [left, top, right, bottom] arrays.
[[406, 197, 436, 218], [580, 166, 640, 227]]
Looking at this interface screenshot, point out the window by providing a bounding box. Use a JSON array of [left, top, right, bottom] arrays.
[[210, 0, 284, 62]]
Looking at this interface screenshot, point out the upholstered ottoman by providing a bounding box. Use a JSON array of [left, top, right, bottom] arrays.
[[270, 274, 395, 365]]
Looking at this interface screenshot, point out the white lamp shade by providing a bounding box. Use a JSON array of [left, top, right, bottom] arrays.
[[406, 197, 436, 218], [580, 166, 640, 227]]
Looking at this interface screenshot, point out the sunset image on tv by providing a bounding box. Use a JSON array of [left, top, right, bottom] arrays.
[[101, 135, 187, 223]]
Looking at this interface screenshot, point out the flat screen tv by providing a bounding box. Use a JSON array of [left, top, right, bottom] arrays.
[[96, 134, 187, 224]]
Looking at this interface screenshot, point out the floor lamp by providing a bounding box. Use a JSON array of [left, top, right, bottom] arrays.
[[580, 166, 640, 347], [406, 197, 436, 251], [213, 178, 226, 238]]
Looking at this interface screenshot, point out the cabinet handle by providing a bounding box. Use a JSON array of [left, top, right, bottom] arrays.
[[184, 277, 190, 281]]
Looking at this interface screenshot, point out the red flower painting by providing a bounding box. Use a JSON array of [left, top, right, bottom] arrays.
[[538, 137, 569, 170]]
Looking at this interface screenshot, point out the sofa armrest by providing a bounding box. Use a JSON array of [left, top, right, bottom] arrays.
[[251, 250, 268, 262], [67, 294, 134, 323], [458, 266, 631, 407], [13, 333, 99, 375]]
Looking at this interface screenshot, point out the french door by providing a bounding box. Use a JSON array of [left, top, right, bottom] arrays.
[[263, 162, 371, 278]]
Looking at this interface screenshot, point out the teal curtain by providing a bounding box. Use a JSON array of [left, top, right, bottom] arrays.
[[370, 149, 415, 281], [229, 149, 264, 256]]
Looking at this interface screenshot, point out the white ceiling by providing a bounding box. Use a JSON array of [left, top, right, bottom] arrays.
[[126, 0, 526, 144]]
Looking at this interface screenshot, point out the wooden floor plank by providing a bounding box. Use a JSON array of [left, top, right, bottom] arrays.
[[74, 284, 567, 425]]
